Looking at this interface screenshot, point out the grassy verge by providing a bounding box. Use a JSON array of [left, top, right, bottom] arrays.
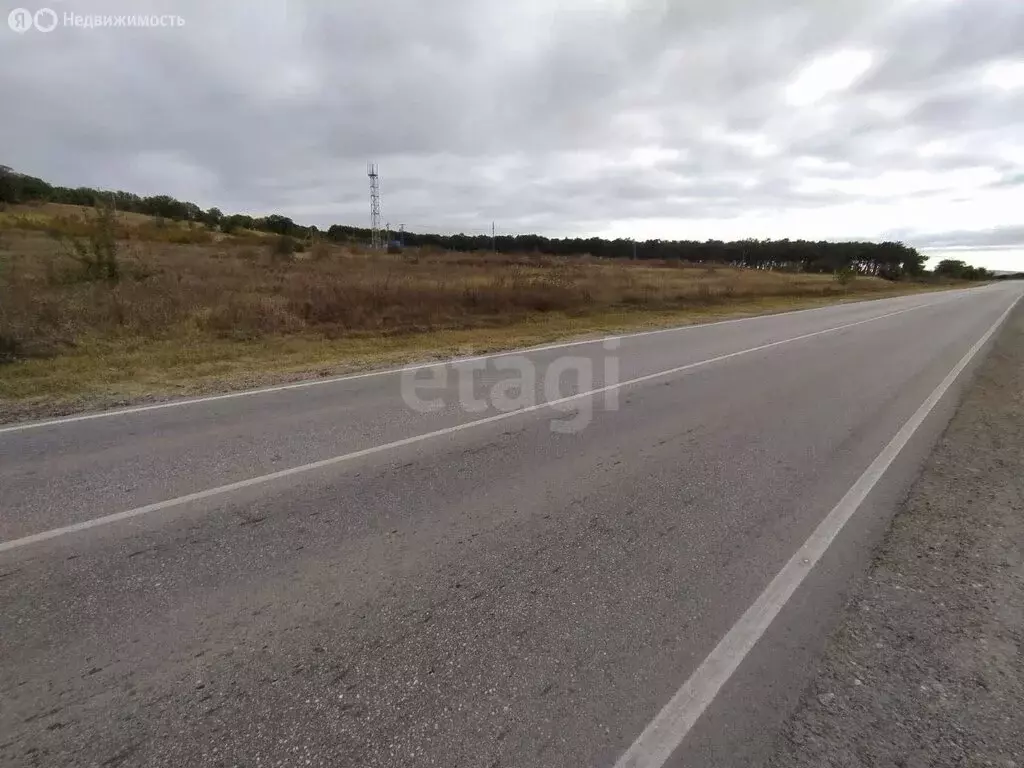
[[1, 288, 949, 422], [0, 215, 961, 421]]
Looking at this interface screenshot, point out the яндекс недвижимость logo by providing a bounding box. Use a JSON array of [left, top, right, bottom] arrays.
[[8, 7, 58, 33], [8, 8, 185, 32]]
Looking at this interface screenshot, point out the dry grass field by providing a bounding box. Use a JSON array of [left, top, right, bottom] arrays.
[[0, 205, 952, 418]]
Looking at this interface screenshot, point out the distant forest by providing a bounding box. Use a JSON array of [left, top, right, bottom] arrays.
[[0, 165, 997, 280]]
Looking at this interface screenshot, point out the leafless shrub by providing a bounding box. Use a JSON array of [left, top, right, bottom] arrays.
[[49, 201, 120, 284]]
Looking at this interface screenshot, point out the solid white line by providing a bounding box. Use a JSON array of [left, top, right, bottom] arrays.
[[613, 291, 1021, 768], [0, 291, 964, 435], [0, 301, 938, 554]]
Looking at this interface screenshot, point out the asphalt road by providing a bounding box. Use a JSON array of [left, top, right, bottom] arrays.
[[1, 284, 1021, 768]]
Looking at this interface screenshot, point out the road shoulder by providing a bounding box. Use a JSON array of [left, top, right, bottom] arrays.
[[769, 304, 1024, 767], [0, 287, 950, 426]]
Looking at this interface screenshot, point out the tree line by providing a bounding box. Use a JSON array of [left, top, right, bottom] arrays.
[[0, 165, 995, 280], [932, 259, 997, 281]]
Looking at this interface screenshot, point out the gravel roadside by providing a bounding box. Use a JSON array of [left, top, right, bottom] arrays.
[[769, 303, 1024, 767]]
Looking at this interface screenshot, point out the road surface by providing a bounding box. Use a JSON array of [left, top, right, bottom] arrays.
[[769, 290, 1024, 768], [1, 284, 1020, 767]]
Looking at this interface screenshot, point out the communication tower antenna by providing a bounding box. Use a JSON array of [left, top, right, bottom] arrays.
[[367, 163, 381, 249]]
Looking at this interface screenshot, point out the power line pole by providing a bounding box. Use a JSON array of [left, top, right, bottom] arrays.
[[367, 162, 381, 250], [491, 221, 496, 254]]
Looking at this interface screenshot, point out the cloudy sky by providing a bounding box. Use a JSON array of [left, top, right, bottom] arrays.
[[2, 0, 1023, 270]]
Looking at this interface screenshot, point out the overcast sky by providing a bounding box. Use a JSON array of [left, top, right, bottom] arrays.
[[3, 0, 1023, 269]]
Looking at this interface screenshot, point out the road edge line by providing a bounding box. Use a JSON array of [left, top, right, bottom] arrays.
[[612, 291, 1022, 768], [0, 290, 972, 435], [0, 302, 934, 554]]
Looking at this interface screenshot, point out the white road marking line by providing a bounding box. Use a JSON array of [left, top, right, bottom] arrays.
[[0, 301, 941, 554], [613, 291, 1022, 768], [0, 291, 966, 435]]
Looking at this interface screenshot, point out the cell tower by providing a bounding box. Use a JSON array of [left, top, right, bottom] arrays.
[[367, 162, 382, 250]]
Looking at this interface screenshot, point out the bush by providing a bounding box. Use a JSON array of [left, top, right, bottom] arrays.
[[50, 201, 120, 283], [834, 265, 857, 286], [0, 332, 22, 364], [272, 235, 297, 260]]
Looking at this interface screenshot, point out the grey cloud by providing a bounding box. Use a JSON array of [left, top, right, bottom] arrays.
[[857, 0, 1024, 94], [906, 226, 1024, 250], [1, 0, 1022, 250]]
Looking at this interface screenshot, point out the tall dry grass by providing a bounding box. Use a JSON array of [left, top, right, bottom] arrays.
[[0, 229, 900, 364]]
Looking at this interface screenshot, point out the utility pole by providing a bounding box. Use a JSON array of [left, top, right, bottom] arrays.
[[492, 221, 496, 254], [367, 162, 381, 250]]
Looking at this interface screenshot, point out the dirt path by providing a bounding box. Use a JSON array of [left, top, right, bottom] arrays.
[[769, 305, 1024, 767]]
